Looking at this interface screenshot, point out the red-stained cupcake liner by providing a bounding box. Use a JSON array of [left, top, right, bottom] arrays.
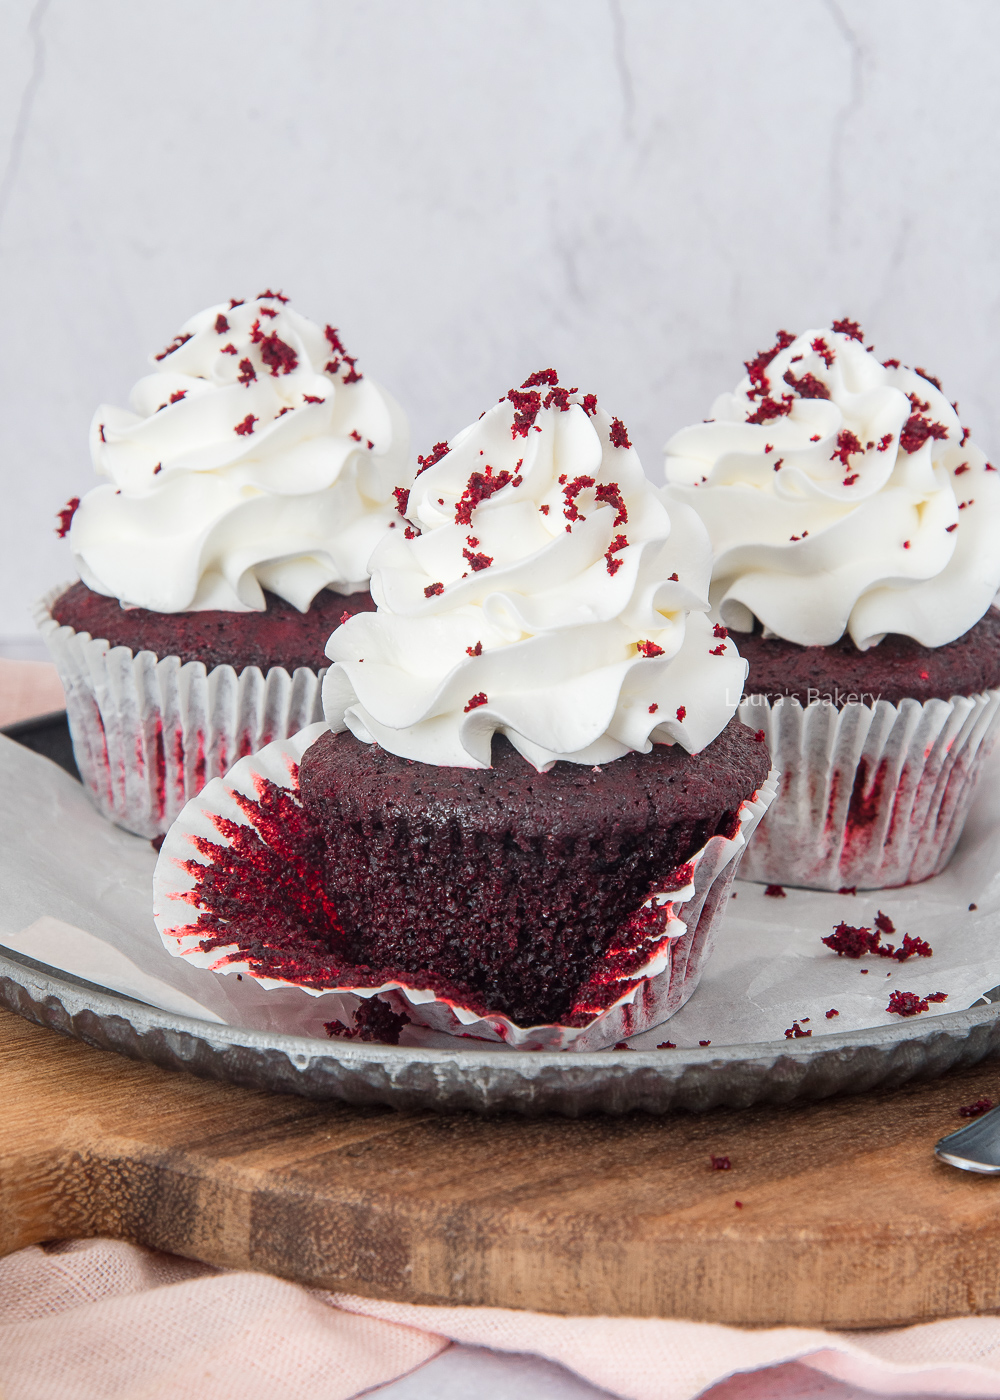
[[152, 725, 778, 1051], [34, 585, 326, 839], [738, 688, 1000, 891]]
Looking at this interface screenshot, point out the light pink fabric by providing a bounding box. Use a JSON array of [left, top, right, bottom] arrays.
[[0, 658, 64, 727], [2, 1240, 1000, 1400]]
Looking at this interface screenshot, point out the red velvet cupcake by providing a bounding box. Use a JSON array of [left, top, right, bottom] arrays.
[[37, 292, 409, 837], [665, 322, 1000, 889]]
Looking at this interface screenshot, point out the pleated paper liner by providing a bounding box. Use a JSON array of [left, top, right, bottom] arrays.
[[738, 689, 1000, 891], [153, 723, 778, 1051], [35, 584, 326, 839]]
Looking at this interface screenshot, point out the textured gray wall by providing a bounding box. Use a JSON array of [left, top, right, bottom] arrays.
[[2, 0, 999, 645]]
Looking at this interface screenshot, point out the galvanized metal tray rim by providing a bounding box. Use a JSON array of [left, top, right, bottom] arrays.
[[4, 946, 999, 1116]]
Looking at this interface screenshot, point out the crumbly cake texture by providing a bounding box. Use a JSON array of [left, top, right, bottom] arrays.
[[739, 609, 1000, 709], [297, 721, 771, 1025], [51, 580, 374, 673]]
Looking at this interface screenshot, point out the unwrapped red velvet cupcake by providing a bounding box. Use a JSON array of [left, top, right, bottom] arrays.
[[664, 319, 1000, 890], [38, 292, 410, 837], [154, 371, 777, 1049]]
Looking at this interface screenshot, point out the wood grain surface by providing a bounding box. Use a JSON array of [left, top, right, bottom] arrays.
[[2, 1006, 1000, 1328]]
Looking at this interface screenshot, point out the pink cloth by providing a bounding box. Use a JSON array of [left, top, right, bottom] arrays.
[[2, 1239, 1000, 1400], [0, 658, 64, 728]]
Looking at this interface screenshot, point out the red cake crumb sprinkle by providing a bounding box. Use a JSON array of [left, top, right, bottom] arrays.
[[657, 1041, 676, 1049], [900, 412, 949, 455], [832, 318, 863, 341], [959, 499, 974, 510], [785, 1021, 811, 1039], [153, 463, 162, 475], [467, 641, 483, 657], [883, 357, 900, 369], [613, 1041, 632, 1050], [55, 497, 80, 538], [960, 426, 972, 446], [579, 393, 598, 416], [648, 703, 658, 714], [168, 390, 187, 404], [340, 612, 351, 626], [424, 582, 444, 597], [393, 487, 410, 518], [764, 444, 773, 454], [916, 366, 943, 391], [842, 474, 859, 487], [562, 474, 595, 524], [831, 430, 863, 466], [927, 992, 947, 1003], [810, 434, 820, 441], [699, 1039, 711, 1046], [257, 288, 289, 303], [404, 526, 419, 540], [595, 481, 628, 525], [959, 1097, 994, 1118], [455, 467, 514, 525], [826, 1008, 839, 1019], [773, 459, 784, 472], [637, 640, 665, 658], [711, 1155, 731, 1170], [903, 540, 911, 549], [824, 922, 879, 957], [508, 387, 543, 437], [221, 343, 237, 355], [154, 332, 192, 361], [874, 910, 895, 935], [946, 523, 958, 533], [543, 386, 574, 411], [237, 358, 256, 385], [734, 1201, 743, 1209], [746, 395, 793, 425], [463, 548, 493, 571], [539, 504, 550, 515], [605, 534, 628, 575], [888, 990, 938, 1016], [521, 368, 558, 388], [254, 331, 298, 377], [325, 998, 410, 1045], [303, 394, 324, 404], [783, 369, 831, 399], [234, 414, 257, 436], [709, 643, 727, 656], [229, 298, 245, 309], [713, 623, 728, 639], [754, 729, 766, 742], [464, 692, 488, 712], [743, 330, 795, 398], [970, 903, 978, 911], [676, 706, 686, 721], [908, 392, 931, 413], [214, 313, 230, 334], [609, 417, 632, 450], [955, 463, 970, 475], [324, 325, 346, 354], [811, 336, 835, 367], [764, 884, 786, 897]]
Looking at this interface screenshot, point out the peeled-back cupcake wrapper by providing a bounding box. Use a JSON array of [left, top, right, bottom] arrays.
[[152, 724, 779, 1051], [738, 689, 1000, 892], [34, 585, 325, 839]]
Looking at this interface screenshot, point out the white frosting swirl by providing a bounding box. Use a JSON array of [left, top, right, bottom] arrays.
[[70, 294, 410, 612], [664, 323, 1000, 648], [322, 372, 746, 770]]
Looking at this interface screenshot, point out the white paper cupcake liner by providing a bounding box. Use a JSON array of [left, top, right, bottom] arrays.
[[738, 688, 1000, 892], [152, 724, 778, 1051], [34, 584, 326, 839]]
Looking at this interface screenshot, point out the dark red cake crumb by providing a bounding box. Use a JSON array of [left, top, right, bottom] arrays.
[[826, 1008, 839, 1019], [832, 318, 863, 341], [886, 990, 944, 1017], [657, 1041, 676, 1049], [699, 1040, 712, 1047], [55, 497, 80, 538], [237, 358, 257, 385], [214, 313, 230, 334], [823, 922, 880, 958], [324, 997, 410, 1045], [785, 1021, 811, 1039], [739, 609, 1000, 708], [234, 414, 257, 436], [710, 1155, 731, 1170], [874, 910, 895, 935], [676, 706, 686, 721], [970, 903, 978, 911], [464, 692, 488, 712], [783, 369, 830, 399], [637, 640, 665, 658], [154, 332, 192, 361], [746, 395, 793, 425], [51, 580, 374, 673], [609, 417, 632, 450], [764, 884, 785, 898], [424, 582, 444, 598], [959, 1097, 994, 1118], [455, 467, 514, 525]]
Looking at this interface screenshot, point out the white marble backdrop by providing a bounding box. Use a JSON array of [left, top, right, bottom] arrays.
[[2, 0, 999, 647]]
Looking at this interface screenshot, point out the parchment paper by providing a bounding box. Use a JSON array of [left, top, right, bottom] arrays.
[[3, 731, 999, 1050]]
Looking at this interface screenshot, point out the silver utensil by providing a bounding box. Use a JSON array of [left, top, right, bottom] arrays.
[[936, 1105, 1000, 1173]]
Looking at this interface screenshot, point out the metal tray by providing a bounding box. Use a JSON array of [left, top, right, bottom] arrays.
[[4, 713, 1000, 1116]]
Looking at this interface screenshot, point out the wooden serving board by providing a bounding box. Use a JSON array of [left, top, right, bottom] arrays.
[[2, 1005, 1000, 1330]]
